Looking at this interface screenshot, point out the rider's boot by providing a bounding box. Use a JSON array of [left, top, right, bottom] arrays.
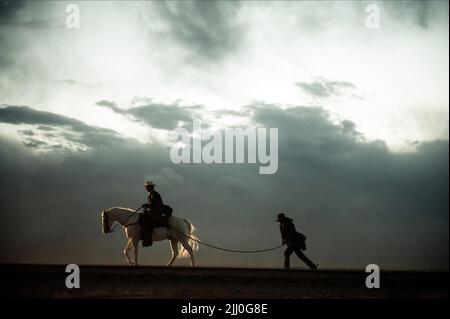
[[142, 228, 154, 247]]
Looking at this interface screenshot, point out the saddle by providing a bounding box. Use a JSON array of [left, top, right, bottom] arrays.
[[138, 213, 169, 229], [138, 213, 170, 247], [162, 204, 173, 216]]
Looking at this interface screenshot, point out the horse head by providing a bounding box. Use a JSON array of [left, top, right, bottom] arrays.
[[102, 209, 111, 234]]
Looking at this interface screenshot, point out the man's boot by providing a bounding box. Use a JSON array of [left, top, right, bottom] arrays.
[[142, 227, 153, 247], [295, 250, 317, 269]]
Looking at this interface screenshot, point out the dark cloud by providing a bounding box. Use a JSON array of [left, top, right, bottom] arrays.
[[96, 100, 123, 114], [0, 0, 61, 29], [0, 104, 448, 270], [7, 18, 62, 29], [0, 0, 25, 23], [153, 0, 243, 61], [296, 78, 356, 98], [341, 119, 362, 138], [252, 103, 448, 215], [37, 125, 55, 131], [0, 0, 25, 69], [0, 105, 123, 150], [0, 105, 89, 129], [96, 99, 204, 131], [0, 1, 63, 74], [22, 137, 47, 148], [384, 0, 448, 29], [18, 129, 34, 136]]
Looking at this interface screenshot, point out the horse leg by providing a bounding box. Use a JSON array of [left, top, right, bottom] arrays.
[[167, 239, 179, 267], [180, 239, 196, 268], [124, 239, 132, 265], [132, 237, 139, 266]]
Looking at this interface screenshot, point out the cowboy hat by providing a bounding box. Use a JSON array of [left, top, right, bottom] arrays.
[[144, 181, 156, 188]]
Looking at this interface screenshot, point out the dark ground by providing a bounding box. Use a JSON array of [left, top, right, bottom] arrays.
[[1, 264, 447, 299]]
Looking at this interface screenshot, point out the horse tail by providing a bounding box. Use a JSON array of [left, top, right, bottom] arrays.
[[178, 218, 199, 258]]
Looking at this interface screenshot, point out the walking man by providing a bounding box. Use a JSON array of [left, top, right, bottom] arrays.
[[276, 213, 317, 270]]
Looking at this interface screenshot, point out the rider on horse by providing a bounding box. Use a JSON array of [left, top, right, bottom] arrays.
[[141, 181, 170, 247]]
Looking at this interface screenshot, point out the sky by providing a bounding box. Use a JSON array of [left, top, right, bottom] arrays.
[[0, 0, 448, 270]]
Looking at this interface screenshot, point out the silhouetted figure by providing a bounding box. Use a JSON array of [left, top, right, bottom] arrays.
[[276, 213, 317, 270], [141, 181, 167, 247]]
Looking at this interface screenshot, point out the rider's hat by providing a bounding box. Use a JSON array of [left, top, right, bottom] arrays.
[[144, 181, 156, 188], [276, 213, 287, 222]]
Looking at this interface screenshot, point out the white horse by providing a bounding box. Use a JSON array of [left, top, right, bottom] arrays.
[[101, 207, 199, 267]]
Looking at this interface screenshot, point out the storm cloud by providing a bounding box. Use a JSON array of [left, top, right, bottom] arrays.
[[0, 105, 126, 151], [96, 99, 204, 130], [384, 0, 447, 29], [0, 0, 61, 29], [152, 0, 243, 62], [0, 103, 448, 270], [295, 79, 356, 98]]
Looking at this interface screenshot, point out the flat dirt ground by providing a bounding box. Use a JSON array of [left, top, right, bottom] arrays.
[[1, 264, 447, 299]]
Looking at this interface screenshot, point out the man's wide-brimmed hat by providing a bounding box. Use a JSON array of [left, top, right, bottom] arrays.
[[276, 213, 287, 222], [144, 181, 156, 188]]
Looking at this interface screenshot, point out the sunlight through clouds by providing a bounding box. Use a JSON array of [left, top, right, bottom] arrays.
[[0, 1, 447, 151]]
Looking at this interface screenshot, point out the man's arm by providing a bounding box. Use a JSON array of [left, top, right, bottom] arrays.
[[280, 225, 287, 245], [285, 222, 296, 237]]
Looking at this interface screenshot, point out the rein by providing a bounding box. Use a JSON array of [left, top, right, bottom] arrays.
[[106, 207, 141, 233]]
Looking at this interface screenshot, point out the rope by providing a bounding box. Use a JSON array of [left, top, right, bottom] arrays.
[[171, 226, 284, 254], [109, 209, 284, 254]]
